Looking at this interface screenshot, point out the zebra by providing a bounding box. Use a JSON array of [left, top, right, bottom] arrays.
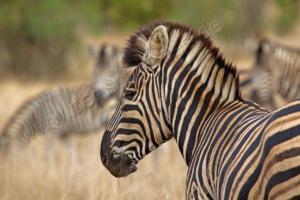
[[243, 38, 300, 110], [88, 43, 123, 98], [0, 43, 122, 154], [100, 22, 300, 199]]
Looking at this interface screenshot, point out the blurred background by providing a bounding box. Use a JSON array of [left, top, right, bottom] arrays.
[[0, 0, 300, 199], [1, 0, 300, 81]]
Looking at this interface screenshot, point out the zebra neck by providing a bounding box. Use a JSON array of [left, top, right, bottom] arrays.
[[163, 59, 241, 165]]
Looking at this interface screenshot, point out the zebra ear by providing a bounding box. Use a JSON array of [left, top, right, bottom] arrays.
[[146, 25, 169, 66], [261, 39, 272, 53]]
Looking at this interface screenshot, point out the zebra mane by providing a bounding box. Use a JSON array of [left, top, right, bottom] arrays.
[[123, 21, 240, 97], [258, 38, 300, 55]]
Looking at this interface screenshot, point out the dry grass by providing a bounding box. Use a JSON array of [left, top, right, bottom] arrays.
[[0, 81, 187, 200], [0, 135, 187, 200]]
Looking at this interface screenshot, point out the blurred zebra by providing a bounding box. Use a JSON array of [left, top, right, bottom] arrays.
[[88, 43, 123, 97], [1, 84, 105, 151], [100, 22, 300, 199], [242, 38, 300, 109], [0, 43, 122, 154]]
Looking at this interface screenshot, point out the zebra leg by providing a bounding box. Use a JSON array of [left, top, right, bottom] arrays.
[[59, 134, 78, 165], [45, 129, 56, 162]]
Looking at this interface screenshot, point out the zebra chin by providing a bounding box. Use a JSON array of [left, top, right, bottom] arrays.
[[100, 130, 137, 177]]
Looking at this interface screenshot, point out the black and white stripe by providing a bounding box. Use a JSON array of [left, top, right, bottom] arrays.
[[100, 22, 300, 199]]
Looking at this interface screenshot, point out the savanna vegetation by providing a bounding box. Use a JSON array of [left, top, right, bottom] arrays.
[[0, 0, 299, 79]]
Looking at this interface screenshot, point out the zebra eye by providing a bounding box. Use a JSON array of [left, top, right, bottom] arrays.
[[124, 89, 136, 100]]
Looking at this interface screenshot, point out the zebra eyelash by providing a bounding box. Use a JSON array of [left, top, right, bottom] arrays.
[[124, 88, 137, 100]]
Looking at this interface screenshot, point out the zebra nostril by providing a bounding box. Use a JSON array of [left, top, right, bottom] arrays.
[[112, 151, 117, 158], [124, 155, 132, 165]]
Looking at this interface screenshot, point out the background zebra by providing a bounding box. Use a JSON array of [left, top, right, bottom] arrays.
[[100, 22, 300, 199], [0, 43, 122, 154], [242, 38, 300, 110]]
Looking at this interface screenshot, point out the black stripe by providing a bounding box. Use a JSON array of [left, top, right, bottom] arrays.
[[164, 34, 183, 107], [240, 78, 252, 87], [140, 101, 159, 147], [123, 104, 143, 116]]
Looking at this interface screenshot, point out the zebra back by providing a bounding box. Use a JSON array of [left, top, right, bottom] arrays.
[[0, 84, 102, 151]]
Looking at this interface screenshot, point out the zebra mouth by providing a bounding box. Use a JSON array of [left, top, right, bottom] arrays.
[[100, 131, 137, 177], [101, 151, 137, 178], [112, 151, 137, 177]]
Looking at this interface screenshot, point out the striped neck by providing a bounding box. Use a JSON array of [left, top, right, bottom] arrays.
[[122, 22, 242, 165], [159, 31, 241, 164]]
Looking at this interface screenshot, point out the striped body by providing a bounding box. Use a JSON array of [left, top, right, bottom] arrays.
[[186, 101, 300, 199], [100, 22, 300, 199], [0, 84, 114, 150], [246, 39, 300, 109]]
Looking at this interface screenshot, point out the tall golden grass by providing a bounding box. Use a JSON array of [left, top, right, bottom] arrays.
[[0, 134, 187, 200]]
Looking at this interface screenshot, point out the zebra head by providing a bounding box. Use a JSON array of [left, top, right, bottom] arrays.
[[100, 25, 173, 177], [255, 38, 274, 68], [88, 43, 122, 106], [251, 38, 275, 107]]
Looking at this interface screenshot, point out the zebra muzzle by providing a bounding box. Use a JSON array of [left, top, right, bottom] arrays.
[[100, 131, 137, 177], [103, 151, 137, 177]]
